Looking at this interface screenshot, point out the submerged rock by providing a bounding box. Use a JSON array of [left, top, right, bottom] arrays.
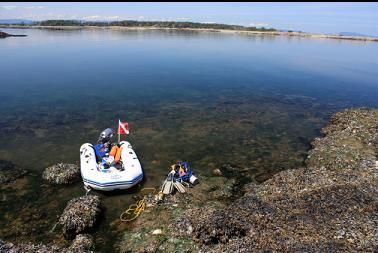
[[59, 195, 102, 239], [0, 160, 27, 183], [183, 108, 378, 252], [42, 163, 80, 184]]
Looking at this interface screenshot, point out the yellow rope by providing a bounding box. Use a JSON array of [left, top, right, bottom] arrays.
[[120, 187, 157, 222]]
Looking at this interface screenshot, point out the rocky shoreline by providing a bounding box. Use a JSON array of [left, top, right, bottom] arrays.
[[185, 108, 378, 252], [115, 107, 378, 252], [1, 107, 377, 252]]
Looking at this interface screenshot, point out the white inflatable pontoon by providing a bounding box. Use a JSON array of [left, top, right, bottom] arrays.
[[79, 141, 143, 191]]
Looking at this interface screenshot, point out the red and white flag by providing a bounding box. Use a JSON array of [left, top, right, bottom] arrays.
[[118, 120, 129, 135]]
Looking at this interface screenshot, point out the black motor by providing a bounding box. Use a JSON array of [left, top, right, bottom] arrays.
[[97, 128, 115, 144]]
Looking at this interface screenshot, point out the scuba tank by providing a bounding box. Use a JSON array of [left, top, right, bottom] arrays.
[[189, 174, 199, 185]]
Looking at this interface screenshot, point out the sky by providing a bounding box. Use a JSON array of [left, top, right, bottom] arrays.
[[1, 2, 378, 36]]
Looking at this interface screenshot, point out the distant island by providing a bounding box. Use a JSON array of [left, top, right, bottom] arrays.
[[0, 19, 277, 32], [1, 19, 377, 42]]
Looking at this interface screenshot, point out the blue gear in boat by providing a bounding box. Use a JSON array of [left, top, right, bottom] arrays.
[[94, 143, 110, 161]]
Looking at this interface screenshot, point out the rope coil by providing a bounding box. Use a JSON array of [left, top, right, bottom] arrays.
[[120, 187, 157, 222]]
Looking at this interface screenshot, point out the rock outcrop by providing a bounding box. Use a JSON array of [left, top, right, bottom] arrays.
[[307, 108, 378, 170], [42, 163, 80, 184], [0, 31, 27, 38], [59, 195, 102, 239], [184, 108, 378, 252]]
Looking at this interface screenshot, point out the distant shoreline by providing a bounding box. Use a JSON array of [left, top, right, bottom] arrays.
[[1, 25, 378, 42]]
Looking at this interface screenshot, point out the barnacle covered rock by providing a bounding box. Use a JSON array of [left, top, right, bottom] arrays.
[[42, 163, 80, 184], [69, 234, 95, 252], [0, 236, 96, 253], [0, 239, 62, 253], [59, 195, 102, 239]]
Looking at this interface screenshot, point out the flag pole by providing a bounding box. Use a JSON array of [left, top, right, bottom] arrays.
[[118, 119, 120, 143]]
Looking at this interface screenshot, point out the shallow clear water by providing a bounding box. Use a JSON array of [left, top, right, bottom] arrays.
[[0, 28, 378, 250]]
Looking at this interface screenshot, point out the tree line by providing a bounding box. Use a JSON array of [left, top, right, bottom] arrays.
[[2, 19, 277, 32]]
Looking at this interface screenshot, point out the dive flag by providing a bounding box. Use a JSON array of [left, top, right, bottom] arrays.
[[118, 120, 129, 135]]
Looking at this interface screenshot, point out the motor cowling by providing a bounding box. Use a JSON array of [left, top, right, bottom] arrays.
[[98, 128, 115, 144]]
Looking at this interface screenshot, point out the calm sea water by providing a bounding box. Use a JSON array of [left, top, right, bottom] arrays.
[[1, 28, 378, 250]]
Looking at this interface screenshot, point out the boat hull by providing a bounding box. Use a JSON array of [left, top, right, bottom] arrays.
[[79, 141, 143, 191]]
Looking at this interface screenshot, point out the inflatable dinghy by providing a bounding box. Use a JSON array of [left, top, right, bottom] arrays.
[[80, 141, 143, 191]]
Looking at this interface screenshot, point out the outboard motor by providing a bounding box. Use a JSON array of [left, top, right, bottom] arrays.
[[98, 128, 115, 144]]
